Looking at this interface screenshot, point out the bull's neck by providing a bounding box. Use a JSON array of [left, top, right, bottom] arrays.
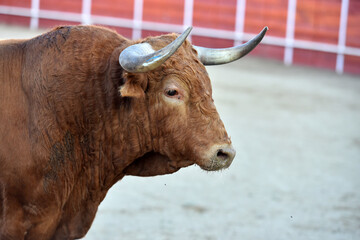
[[94, 68, 152, 188], [107, 98, 153, 175]]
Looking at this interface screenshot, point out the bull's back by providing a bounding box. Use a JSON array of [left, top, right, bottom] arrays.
[[0, 40, 32, 170]]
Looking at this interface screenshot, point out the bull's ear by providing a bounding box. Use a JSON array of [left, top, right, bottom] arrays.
[[119, 72, 147, 98]]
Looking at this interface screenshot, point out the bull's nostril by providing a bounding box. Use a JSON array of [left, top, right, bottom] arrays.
[[205, 145, 236, 170], [215, 147, 236, 162], [217, 149, 229, 160]]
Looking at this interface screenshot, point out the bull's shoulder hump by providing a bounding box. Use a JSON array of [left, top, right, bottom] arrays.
[[27, 25, 126, 49]]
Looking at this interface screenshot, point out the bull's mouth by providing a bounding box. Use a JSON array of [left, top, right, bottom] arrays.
[[198, 157, 233, 171], [124, 144, 235, 175]]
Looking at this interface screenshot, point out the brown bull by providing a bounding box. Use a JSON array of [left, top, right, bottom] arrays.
[[0, 25, 267, 239]]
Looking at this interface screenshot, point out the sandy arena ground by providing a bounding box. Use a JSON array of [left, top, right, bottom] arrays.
[[1, 24, 360, 240]]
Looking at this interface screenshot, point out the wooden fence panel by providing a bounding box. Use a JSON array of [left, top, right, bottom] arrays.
[[40, 0, 82, 13], [0, 0, 31, 26], [91, 0, 134, 19], [192, 0, 237, 48]]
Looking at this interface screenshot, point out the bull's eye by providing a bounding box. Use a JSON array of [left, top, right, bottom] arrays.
[[163, 83, 184, 101], [166, 89, 178, 97]]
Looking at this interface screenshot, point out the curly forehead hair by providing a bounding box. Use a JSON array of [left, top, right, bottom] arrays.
[[144, 33, 210, 87]]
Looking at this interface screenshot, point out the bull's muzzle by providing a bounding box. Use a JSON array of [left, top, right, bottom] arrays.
[[202, 144, 236, 171]]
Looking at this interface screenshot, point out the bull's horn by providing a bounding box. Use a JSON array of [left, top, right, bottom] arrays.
[[119, 27, 193, 73], [193, 27, 268, 65]]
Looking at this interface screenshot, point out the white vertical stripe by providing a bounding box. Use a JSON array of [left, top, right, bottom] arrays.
[[183, 0, 194, 41], [81, 0, 92, 25], [183, 0, 193, 27], [235, 0, 246, 46], [336, 0, 349, 74], [284, 0, 297, 66], [133, 0, 143, 39], [30, 0, 40, 29]]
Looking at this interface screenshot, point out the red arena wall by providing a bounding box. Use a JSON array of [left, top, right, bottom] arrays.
[[0, 0, 359, 74]]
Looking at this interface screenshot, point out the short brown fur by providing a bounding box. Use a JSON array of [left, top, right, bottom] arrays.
[[0, 25, 232, 239]]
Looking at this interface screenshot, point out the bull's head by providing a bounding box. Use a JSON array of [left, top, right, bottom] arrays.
[[120, 27, 267, 175]]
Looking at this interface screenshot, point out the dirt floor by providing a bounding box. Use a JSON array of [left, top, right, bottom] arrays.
[[1, 24, 360, 240]]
